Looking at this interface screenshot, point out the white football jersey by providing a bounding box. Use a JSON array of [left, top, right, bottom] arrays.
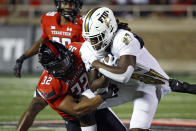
[[111, 29, 171, 92], [80, 29, 171, 108]]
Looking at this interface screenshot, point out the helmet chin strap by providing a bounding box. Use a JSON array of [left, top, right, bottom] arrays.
[[105, 43, 111, 53], [57, 8, 76, 22], [63, 14, 74, 22]]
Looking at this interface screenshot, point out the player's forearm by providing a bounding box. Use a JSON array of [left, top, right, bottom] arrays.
[[183, 83, 196, 94], [16, 109, 36, 131], [73, 96, 103, 117], [92, 60, 123, 74], [16, 97, 47, 131], [91, 75, 108, 92], [23, 38, 44, 59], [92, 61, 134, 83], [190, 84, 196, 88]]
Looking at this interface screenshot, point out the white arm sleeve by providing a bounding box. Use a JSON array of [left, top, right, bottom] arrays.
[[80, 42, 97, 71], [98, 65, 134, 83], [81, 89, 96, 98]]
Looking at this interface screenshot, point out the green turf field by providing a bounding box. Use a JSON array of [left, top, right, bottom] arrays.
[[0, 74, 196, 128]]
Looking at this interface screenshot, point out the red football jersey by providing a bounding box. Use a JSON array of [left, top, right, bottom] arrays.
[[41, 12, 84, 46], [37, 42, 88, 120]]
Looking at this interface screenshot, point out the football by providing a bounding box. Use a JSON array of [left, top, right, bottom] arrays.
[[103, 55, 109, 63]]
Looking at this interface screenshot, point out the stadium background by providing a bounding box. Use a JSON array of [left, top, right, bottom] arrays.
[[0, 0, 196, 130]]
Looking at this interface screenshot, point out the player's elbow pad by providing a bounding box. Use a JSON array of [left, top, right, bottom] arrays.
[[98, 66, 134, 83]]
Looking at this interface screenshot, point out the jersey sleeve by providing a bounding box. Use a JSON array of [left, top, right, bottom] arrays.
[[37, 71, 69, 103], [41, 12, 59, 40], [113, 30, 141, 57], [80, 42, 94, 71], [79, 34, 85, 42], [51, 80, 69, 107], [75, 15, 85, 42]]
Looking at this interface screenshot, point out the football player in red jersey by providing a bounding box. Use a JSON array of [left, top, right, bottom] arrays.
[[15, 1, 83, 130], [33, 40, 118, 131], [14, 0, 84, 78], [16, 40, 127, 131]]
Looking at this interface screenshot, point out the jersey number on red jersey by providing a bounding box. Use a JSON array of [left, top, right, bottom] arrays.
[[52, 37, 71, 46], [71, 73, 88, 95], [41, 76, 53, 85]]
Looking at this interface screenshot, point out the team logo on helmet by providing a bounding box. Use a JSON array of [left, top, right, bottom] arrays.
[[98, 10, 109, 23]]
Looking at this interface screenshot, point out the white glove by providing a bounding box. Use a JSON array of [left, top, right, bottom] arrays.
[[100, 54, 118, 66]]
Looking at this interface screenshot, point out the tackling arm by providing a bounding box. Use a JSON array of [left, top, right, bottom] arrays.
[[87, 69, 109, 92], [57, 94, 103, 118], [57, 85, 118, 118], [92, 55, 136, 83]]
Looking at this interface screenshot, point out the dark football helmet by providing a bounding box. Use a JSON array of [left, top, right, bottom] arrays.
[[54, 0, 83, 21], [38, 40, 74, 79]]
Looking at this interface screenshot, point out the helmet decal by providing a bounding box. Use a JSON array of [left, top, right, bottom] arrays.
[[104, 17, 110, 28], [97, 10, 109, 23], [84, 7, 100, 32]]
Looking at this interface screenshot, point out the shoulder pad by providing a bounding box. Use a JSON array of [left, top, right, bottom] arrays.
[[41, 12, 59, 25], [44, 11, 58, 17], [75, 15, 83, 25]]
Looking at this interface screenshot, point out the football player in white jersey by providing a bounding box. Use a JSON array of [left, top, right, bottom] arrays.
[[80, 7, 172, 131]]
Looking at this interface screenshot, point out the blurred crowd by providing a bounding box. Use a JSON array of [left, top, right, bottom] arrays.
[[0, 0, 53, 17], [110, 0, 195, 5], [110, 0, 196, 17], [0, 0, 196, 18]]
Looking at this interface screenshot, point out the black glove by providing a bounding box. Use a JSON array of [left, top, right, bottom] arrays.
[[14, 55, 25, 78], [169, 79, 183, 91], [169, 78, 190, 91], [169, 79, 196, 94], [99, 84, 119, 101]]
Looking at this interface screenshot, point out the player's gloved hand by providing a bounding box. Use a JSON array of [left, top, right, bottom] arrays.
[[100, 54, 118, 66], [169, 79, 189, 92], [99, 83, 119, 101], [169, 79, 196, 94], [14, 55, 25, 78]]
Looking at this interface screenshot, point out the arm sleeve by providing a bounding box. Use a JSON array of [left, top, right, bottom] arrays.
[[98, 65, 134, 83], [80, 42, 97, 71]]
